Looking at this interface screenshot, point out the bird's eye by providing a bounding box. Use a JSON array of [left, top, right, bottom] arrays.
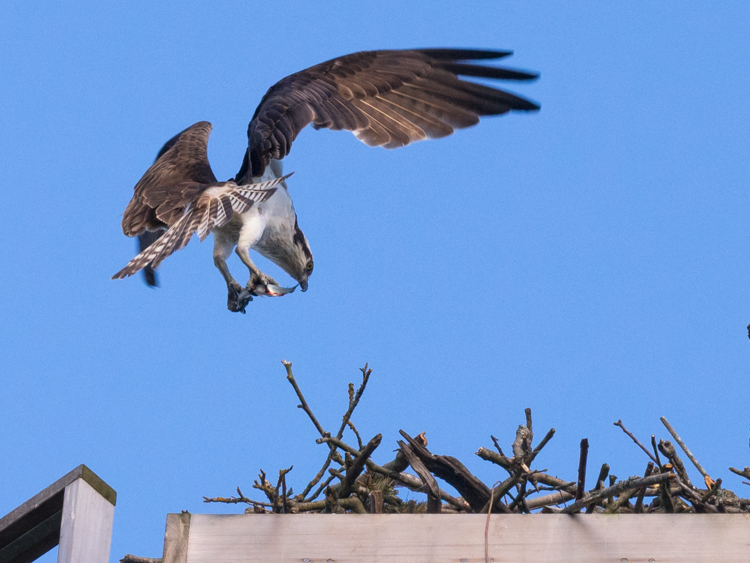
[[306, 262, 313, 271]]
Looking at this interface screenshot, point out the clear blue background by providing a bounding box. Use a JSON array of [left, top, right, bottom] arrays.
[[2, 2, 749, 561]]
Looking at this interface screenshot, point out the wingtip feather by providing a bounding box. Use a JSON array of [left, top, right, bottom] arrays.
[[416, 48, 514, 61]]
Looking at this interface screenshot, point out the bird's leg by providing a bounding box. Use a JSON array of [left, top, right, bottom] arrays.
[[212, 233, 253, 313], [213, 255, 249, 313], [235, 246, 279, 296]]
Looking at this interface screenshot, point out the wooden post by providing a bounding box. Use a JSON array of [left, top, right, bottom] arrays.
[[57, 478, 115, 563], [0, 465, 116, 563], [162, 513, 191, 563]]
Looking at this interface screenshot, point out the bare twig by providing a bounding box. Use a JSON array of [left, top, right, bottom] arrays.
[[282, 361, 327, 438], [658, 440, 692, 487], [608, 474, 616, 504], [531, 474, 575, 493], [302, 452, 339, 501], [605, 477, 639, 513], [614, 420, 658, 464], [347, 420, 364, 449], [478, 427, 555, 473], [585, 464, 610, 513], [382, 449, 410, 474], [282, 360, 344, 501], [729, 467, 750, 480], [277, 467, 292, 514], [335, 365, 371, 441], [634, 462, 654, 513], [368, 490, 383, 513], [399, 441, 441, 511], [657, 469, 675, 513], [526, 490, 575, 510], [660, 417, 711, 483], [530, 428, 556, 460], [508, 477, 536, 513], [562, 473, 675, 514], [308, 471, 338, 502], [476, 447, 513, 471], [575, 439, 589, 502], [480, 474, 518, 513], [594, 464, 610, 490], [525, 408, 534, 446], [477, 447, 576, 497], [289, 500, 326, 513], [651, 435, 663, 469], [399, 429, 491, 512], [339, 496, 366, 514], [338, 434, 382, 498], [317, 435, 470, 511], [491, 435, 508, 458], [203, 485, 265, 506], [299, 364, 371, 499]]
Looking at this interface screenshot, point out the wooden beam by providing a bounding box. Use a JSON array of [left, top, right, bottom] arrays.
[[172, 513, 750, 563], [0, 512, 61, 563]]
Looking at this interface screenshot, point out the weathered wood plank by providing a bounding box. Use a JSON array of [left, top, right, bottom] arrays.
[[179, 513, 750, 563], [162, 513, 191, 563], [57, 478, 115, 563]]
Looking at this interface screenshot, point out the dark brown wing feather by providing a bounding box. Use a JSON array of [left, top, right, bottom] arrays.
[[237, 49, 539, 182], [122, 121, 217, 237]]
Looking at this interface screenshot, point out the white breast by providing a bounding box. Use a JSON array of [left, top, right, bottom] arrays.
[[228, 161, 297, 251]]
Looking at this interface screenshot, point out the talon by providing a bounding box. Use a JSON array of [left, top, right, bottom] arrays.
[[247, 273, 280, 296], [227, 281, 251, 313]]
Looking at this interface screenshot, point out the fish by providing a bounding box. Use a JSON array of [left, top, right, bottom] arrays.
[[263, 284, 297, 297]]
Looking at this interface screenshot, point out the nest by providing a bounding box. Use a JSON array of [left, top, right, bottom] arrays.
[[204, 362, 750, 515]]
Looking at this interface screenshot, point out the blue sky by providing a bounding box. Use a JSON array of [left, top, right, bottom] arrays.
[[2, 1, 749, 560]]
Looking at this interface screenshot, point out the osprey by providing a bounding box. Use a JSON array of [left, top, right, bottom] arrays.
[[113, 48, 539, 312]]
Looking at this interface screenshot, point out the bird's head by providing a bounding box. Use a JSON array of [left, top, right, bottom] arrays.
[[255, 215, 313, 291]]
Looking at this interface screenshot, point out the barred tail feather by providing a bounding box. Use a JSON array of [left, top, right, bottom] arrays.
[[112, 174, 291, 280], [112, 213, 191, 279]]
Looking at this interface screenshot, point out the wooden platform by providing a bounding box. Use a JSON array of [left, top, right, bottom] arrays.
[[161, 512, 750, 563]]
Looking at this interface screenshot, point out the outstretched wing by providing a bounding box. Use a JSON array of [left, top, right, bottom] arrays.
[[122, 121, 218, 237], [122, 121, 218, 286], [237, 48, 539, 182], [112, 176, 289, 280]]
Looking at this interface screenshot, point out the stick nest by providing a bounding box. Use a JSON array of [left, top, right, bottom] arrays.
[[203, 362, 750, 515]]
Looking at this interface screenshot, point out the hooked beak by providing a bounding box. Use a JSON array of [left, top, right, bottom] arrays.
[[300, 279, 308, 292]]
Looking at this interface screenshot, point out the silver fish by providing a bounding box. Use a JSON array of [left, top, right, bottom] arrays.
[[263, 284, 297, 297]]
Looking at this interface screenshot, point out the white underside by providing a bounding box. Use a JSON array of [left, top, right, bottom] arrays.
[[212, 162, 295, 260]]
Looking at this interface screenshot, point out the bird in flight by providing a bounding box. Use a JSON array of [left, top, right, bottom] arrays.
[[112, 48, 539, 313]]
